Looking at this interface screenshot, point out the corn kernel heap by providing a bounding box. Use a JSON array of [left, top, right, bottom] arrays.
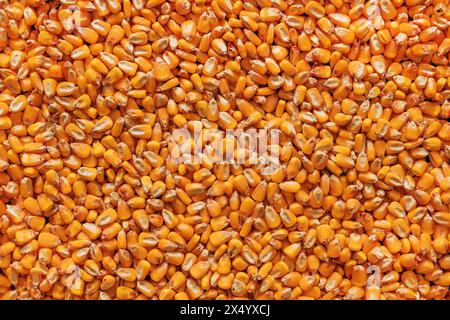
[[0, 0, 449, 300]]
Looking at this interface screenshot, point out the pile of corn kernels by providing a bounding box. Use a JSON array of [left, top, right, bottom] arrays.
[[0, 0, 449, 300]]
